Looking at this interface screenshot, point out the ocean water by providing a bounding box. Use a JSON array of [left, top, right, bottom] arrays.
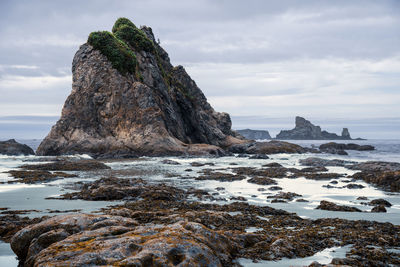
[[0, 139, 400, 266]]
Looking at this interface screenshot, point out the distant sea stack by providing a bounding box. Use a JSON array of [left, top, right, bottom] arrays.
[[36, 18, 245, 158], [276, 117, 353, 140], [236, 129, 271, 140]]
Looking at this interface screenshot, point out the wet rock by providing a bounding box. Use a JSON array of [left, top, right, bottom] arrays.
[[316, 200, 362, 212], [161, 159, 181, 165], [196, 171, 245, 182], [20, 159, 110, 171], [349, 161, 400, 172], [368, 199, 392, 207], [215, 187, 225, 191], [271, 199, 287, 203], [268, 192, 302, 201], [352, 170, 400, 192], [262, 162, 283, 168], [303, 172, 343, 180], [0, 139, 34, 156], [249, 154, 269, 159], [299, 157, 355, 167], [50, 177, 186, 202], [247, 177, 277, 186], [7, 170, 76, 184], [300, 166, 328, 172], [330, 180, 338, 184], [344, 183, 365, 189], [296, 199, 309, 202], [268, 186, 283, 191], [190, 162, 215, 167], [230, 196, 247, 201], [371, 205, 387, 213]]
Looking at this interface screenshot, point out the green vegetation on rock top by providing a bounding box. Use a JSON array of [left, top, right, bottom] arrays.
[[87, 31, 137, 75], [114, 25, 155, 53], [87, 17, 158, 76], [112, 17, 136, 33]]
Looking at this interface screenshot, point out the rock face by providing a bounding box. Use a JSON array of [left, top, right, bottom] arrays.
[[36, 18, 244, 158], [236, 129, 271, 140], [0, 139, 34, 156], [276, 117, 353, 140]]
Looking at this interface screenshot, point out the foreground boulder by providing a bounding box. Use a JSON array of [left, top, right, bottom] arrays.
[[36, 18, 245, 158], [276, 116, 354, 140], [11, 214, 237, 267], [0, 139, 34, 156]]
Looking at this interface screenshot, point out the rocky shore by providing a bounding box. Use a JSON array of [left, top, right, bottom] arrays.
[[0, 150, 399, 266], [4, 177, 399, 266]]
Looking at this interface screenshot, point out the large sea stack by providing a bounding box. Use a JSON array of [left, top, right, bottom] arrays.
[[36, 18, 245, 158]]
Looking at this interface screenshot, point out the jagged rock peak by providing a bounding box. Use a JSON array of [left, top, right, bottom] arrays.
[[36, 18, 245, 158], [276, 116, 352, 140]]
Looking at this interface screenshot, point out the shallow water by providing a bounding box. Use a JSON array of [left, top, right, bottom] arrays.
[[237, 245, 353, 266], [0, 242, 18, 267], [0, 139, 400, 266]]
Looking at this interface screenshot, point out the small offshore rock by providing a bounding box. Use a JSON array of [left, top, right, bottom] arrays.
[[316, 200, 362, 212], [0, 139, 34, 156], [371, 205, 387, 213]]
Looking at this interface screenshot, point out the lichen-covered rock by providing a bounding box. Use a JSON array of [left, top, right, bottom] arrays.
[[0, 139, 34, 156], [36, 18, 245, 158], [10, 214, 138, 266], [12, 214, 238, 267]]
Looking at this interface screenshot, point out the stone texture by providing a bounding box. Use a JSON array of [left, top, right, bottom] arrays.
[[11, 214, 238, 267], [0, 139, 34, 156], [276, 116, 353, 140], [36, 23, 245, 158]]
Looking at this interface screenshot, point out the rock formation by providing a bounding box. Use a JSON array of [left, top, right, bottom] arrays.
[[36, 18, 245, 158], [276, 116, 353, 140], [0, 139, 34, 156], [236, 129, 271, 140]]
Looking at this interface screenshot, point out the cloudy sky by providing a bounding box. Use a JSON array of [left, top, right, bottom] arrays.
[[0, 0, 399, 138]]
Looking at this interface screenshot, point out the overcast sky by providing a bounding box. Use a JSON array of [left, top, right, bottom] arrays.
[[0, 0, 399, 138]]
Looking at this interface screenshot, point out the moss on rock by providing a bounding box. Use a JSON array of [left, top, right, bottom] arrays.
[[112, 17, 136, 33], [114, 25, 155, 53], [87, 31, 137, 75]]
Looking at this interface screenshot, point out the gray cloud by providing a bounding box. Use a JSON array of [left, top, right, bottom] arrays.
[[0, 0, 399, 137]]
